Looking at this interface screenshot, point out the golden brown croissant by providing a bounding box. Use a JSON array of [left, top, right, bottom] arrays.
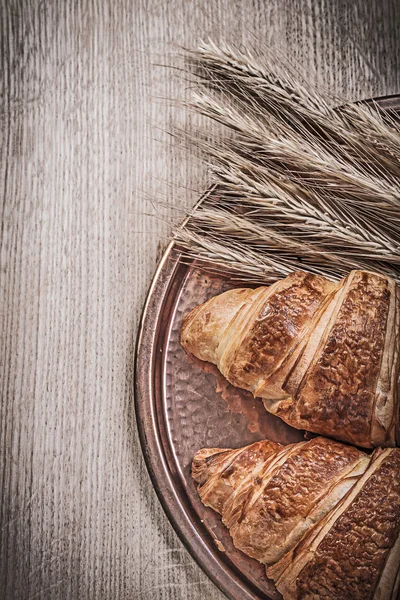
[[192, 436, 369, 565], [182, 270, 400, 448], [192, 439, 400, 600]]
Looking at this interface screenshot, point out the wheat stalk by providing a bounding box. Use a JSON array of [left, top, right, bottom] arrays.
[[188, 41, 400, 179], [174, 41, 400, 283]]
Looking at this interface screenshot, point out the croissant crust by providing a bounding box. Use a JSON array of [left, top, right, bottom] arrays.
[[192, 439, 400, 600], [182, 270, 400, 448]]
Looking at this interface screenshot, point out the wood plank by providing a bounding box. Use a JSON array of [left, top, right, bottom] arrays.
[[0, 1, 398, 598]]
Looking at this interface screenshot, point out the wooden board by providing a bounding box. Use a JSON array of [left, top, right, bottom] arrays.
[[1, 1, 399, 599]]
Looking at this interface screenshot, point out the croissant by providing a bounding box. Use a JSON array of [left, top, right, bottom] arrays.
[[192, 436, 369, 565], [268, 446, 400, 600], [182, 270, 400, 448], [192, 439, 400, 600]]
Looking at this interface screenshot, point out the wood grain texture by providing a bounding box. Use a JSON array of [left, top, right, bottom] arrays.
[[0, 1, 399, 599]]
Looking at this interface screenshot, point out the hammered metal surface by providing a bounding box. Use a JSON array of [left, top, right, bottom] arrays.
[[163, 262, 304, 599]]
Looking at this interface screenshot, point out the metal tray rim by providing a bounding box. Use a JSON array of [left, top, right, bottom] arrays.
[[134, 243, 263, 600]]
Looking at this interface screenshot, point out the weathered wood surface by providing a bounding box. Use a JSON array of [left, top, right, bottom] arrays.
[[0, 1, 399, 599]]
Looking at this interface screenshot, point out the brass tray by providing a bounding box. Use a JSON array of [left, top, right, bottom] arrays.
[[135, 95, 400, 600]]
